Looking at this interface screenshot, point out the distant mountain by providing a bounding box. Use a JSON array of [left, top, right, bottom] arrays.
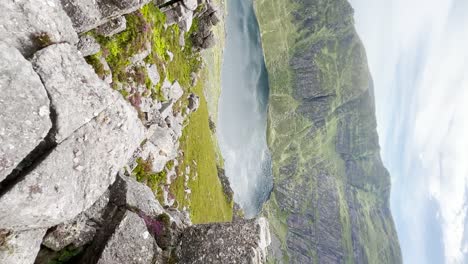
[[253, 0, 402, 263]]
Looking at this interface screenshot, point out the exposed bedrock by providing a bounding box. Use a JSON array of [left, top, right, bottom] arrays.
[[0, 43, 52, 183]]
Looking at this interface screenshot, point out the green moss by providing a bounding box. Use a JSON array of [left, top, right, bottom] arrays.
[[133, 157, 166, 203], [47, 246, 82, 264], [85, 52, 106, 78]]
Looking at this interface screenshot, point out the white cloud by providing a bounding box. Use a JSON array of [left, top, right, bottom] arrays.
[[350, 0, 468, 263]]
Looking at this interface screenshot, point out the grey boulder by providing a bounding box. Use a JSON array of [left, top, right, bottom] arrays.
[[0, 42, 52, 183], [32, 43, 118, 143], [90, 211, 157, 264], [0, 96, 145, 230], [96, 16, 127, 37], [77, 35, 101, 57], [110, 174, 165, 218], [0, 0, 78, 57], [0, 229, 46, 264]]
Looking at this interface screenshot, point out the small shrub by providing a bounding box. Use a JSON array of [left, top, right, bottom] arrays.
[[32, 31, 53, 48]]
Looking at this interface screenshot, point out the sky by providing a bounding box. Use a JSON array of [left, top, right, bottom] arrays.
[[349, 0, 468, 263]]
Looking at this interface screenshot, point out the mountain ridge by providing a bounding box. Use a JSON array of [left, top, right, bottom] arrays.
[[253, 0, 402, 262]]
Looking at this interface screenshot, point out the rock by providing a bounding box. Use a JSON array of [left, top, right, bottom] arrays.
[[130, 44, 151, 65], [32, 43, 118, 143], [140, 141, 168, 173], [183, 0, 198, 10], [175, 218, 271, 263], [0, 43, 52, 182], [77, 35, 101, 57], [61, 0, 151, 33], [0, 97, 145, 230], [42, 215, 95, 251], [146, 64, 160, 86], [166, 50, 174, 62], [149, 126, 177, 160], [82, 210, 157, 264], [164, 1, 195, 32], [160, 79, 172, 101], [0, 229, 46, 264], [159, 100, 174, 119], [169, 81, 184, 101], [110, 174, 165, 218], [0, 0, 78, 57], [165, 113, 184, 140], [190, 72, 198, 86], [96, 16, 127, 37], [99, 56, 113, 84], [187, 93, 200, 112], [179, 31, 186, 47]]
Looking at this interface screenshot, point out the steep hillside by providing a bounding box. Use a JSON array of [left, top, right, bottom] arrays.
[[253, 0, 402, 263]]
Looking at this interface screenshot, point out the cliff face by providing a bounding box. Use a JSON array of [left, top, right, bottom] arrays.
[[253, 0, 402, 263]]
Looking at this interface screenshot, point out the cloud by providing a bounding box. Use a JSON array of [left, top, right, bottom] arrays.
[[349, 0, 468, 263]]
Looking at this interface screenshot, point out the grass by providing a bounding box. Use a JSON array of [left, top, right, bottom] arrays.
[[170, 70, 233, 224]]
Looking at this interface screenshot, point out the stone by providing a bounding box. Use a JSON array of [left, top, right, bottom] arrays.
[[146, 64, 160, 86], [77, 35, 101, 57], [159, 100, 174, 119], [0, 43, 52, 182], [187, 93, 200, 112], [166, 50, 174, 62], [32, 43, 118, 143], [140, 141, 168, 173], [110, 174, 165, 218], [61, 0, 151, 33], [99, 56, 113, 84], [42, 215, 94, 251], [0, 97, 145, 230], [160, 79, 172, 101], [169, 81, 184, 101], [0, 229, 46, 264], [149, 126, 177, 159], [0, 0, 78, 57], [130, 44, 151, 65], [83, 210, 157, 264], [96, 16, 127, 37], [175, 218, 271, 263]]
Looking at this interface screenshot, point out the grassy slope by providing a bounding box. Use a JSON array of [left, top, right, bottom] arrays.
[[254, 0, 401, 263], [86, 2, 232, 224]]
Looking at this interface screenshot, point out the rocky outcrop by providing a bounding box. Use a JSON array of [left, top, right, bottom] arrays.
[[191, 0, 221, 50], [61, 0, 152, 33], [0, 96, 145, 230], [32, 43, 118, 143], [96, 16, 127, 37], [0, 43, 52, 183], [0, 0, 78, 57], [77, 35, 101, 57], [175, 218, 271, 263]]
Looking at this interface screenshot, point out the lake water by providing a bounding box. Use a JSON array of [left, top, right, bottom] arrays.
[[217, 0, 273, 217]]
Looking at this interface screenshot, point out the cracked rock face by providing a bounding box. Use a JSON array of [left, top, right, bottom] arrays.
[[32, 43, 118, 143], [0, 42, 52, 183], [0, 96, 145, 230], [0, 0, 78, 57]]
